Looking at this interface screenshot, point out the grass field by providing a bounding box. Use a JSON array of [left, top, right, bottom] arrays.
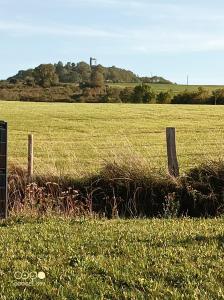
[[0, 217, 223, 299], [110, 83, 224, 95], [1, 100, 224, 299], [1, 101, 224, 176]]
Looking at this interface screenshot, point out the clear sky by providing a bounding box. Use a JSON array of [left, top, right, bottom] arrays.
[[1, 0, 224, 84]]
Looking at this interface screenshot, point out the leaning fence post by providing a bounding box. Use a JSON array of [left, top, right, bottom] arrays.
[[0, 121, 8, 219], [28, 134, 33, 180], [166, 127, 179, 177]]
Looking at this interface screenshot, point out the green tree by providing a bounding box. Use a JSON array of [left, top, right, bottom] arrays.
[[172, 88, 210, 104], [55, 61, 64, 81], [90, 69, 105, 88], [195, 87, 210, 103], [132, 84, 156, 103], [120, 87, 133, 103], [76, 62, 91, 82], [211, 89, 224, 105], [34, 64, 59, 87], [25, 76, 35, 87], [156, 91, 172, 104]]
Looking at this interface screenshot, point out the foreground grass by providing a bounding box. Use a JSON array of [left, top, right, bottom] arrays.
[[0, 217, 223, 299], [2, 101, 224, 176]]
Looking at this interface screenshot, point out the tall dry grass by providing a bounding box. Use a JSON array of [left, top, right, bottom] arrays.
[[7, 157, 224, 218]]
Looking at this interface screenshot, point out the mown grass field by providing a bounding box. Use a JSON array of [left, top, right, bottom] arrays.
[[0, 217, 223, 299], [1, 101, 224, 176], [109, 83, 224, 95]]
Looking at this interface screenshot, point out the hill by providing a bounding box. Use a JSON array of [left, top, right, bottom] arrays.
[[6, 60, 172, 85]]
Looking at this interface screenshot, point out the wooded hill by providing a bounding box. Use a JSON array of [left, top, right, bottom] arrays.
[[6, 61, 172, 86]]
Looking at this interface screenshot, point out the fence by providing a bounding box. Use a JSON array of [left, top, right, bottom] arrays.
[[0, 124, 179, 219], [0, 121, 7, 219]]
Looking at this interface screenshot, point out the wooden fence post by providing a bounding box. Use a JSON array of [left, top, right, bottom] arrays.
[[0, 121, 8, 219], [166, 127, 179, 177], [28, 134, 33, 180]]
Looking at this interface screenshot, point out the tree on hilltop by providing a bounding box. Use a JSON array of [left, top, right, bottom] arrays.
[[90, 68, 105, 88], [34, 64, 59, 87]]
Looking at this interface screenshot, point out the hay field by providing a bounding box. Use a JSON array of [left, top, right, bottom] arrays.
[[1, 101, 224, 176]]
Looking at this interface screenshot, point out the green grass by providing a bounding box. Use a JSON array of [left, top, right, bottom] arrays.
[[0, 217, 223, 299], [1, 101, 224, 176], [109, 83, 224, 95]]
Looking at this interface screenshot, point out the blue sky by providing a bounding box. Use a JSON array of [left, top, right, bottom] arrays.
[[1, 0, 224, 84]]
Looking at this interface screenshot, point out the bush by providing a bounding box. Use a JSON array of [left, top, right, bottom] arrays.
[[172, 88, 210, 104], [8, 160, 224, 218], [0, 89, 20, 101], [132, 84, 156, 103], [119, 87, 133, 103], [156, 91, 172, 104], [210, 89, 224, 105], [103, 87, 122, 103]]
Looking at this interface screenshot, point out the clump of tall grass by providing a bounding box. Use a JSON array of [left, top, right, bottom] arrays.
[[8, 165, 91, 217]]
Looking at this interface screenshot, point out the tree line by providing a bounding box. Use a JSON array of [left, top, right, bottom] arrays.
[[99, 86, 224, 104], [1, 79, 224, 104]]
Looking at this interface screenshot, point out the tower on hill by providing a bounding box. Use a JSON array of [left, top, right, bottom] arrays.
[[90, 57, 97, 68]]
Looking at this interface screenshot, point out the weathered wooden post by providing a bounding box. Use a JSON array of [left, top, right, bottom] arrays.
[[28, 134, 33, 180], [0, 121, 8, 219], [166, 127, 179, 177]]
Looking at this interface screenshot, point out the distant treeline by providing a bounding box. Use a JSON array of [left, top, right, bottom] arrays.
[[119, 86, 224, 105], [5, 61, 171, 86], [0, 61, 223, 104], [0, 81, 224, 104]]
